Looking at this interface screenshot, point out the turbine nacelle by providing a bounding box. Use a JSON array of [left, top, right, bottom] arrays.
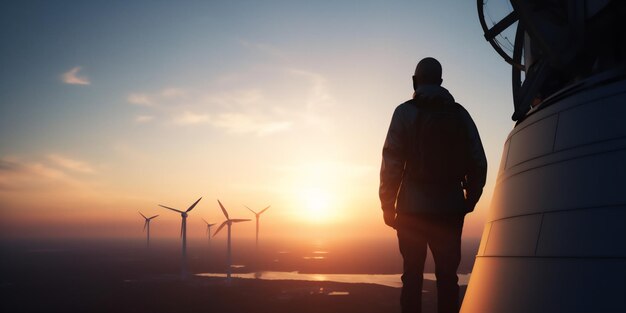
[[158, 197, 202, 217], [158, 197, 202, 238], [139, 212, 159, 232], [213, 219, 250, 236], [139, 211, 159, 222], [202, 218, 216, 236], [214, 200, 251, 236], [245, 205, 271, 217]]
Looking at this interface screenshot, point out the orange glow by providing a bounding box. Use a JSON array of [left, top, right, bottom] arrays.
[[301, 187, 333, 223]]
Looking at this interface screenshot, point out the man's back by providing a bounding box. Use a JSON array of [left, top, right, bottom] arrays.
[[411, 99, 467, 183], [380, 84, 487, 215], [378, 57, 487, 313]]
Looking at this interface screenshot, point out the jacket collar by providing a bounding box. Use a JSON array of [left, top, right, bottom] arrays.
[[413, 85, 455, 104]]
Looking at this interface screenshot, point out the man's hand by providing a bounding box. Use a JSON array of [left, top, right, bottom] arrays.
[[464, 189, 482, 213], [383, 210, 396, 229]]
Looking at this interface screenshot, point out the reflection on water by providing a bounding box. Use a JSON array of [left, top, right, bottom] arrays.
[[302, 256, 326, 260], [302, 250, 328, 260], [197, 271, 471, 288], [328, 291, 350, 296]]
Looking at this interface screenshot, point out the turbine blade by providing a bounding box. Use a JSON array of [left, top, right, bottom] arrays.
[[209, 223, 216, 227], [259, 205, 271, 215], [158, 204, 184, 213], [143, 220, 148, 232], [186, 197, 202, 212], [202, 218, 209, 225], [214, 221, 228, 236], [217, 199, 230, 219], [139, 211, 147, 219], [244, 205, 257, 215], [230, 219, 251, 223], [149, 215, 159, 219], [180, 219, 184, 238]]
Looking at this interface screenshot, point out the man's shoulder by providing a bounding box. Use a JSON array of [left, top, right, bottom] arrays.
[[393, 96, 472, 120], [387, 100, 418, 128], [454, 103, 475, 120], [395, 99, 418, 112], [398, 98, 417, 107], [455, 102, 469, 112]]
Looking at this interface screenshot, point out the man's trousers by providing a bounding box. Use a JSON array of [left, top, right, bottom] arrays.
[[396, 213, 465, 313]]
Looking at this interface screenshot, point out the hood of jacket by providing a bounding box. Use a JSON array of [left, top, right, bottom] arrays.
[[413, 85, 455, 105]]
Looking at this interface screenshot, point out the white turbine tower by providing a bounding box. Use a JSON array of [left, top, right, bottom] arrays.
[[202, 218, 216, 244], [158, 197, 202, 279], [214, 199, 250, 280], [244, 205, 270, 249], [139, 212, 159, 247]]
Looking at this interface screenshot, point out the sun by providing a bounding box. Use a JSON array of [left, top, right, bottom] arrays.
[[303, 188, 332, 222]]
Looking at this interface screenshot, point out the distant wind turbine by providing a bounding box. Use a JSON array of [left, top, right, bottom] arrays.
[[139, 212, 159, 247], [244, 205, 271, 249], [202, 218, 216, 244], [214, 199, 250, 280], [158, 197, 202, 278]]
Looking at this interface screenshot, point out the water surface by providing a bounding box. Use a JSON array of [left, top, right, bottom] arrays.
[[197, 271, 471, 288]]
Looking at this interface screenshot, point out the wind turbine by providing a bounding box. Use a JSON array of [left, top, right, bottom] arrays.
[[158, 197, 202, 278], [214, 199, 250, 280], [139, 212, 159, 247], [244, 205, 271, 249], [202, 218, 216, 244]]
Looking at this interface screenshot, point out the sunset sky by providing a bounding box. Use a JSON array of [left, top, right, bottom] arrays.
[[0, 1, 515, 241]]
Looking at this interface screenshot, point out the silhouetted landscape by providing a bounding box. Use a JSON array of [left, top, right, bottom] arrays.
[[0, 237, 478, 313]]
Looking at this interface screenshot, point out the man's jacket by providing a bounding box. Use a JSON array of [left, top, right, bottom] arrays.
[[379, 85, 487, 215]]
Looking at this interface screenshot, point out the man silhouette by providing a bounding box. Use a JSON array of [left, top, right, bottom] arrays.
[[379, 57, 487, 313]]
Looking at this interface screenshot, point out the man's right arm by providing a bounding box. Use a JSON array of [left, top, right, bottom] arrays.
[[380, 106, 408, 221]]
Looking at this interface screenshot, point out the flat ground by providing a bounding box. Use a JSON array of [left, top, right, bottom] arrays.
[[0, 239, 473, 313]]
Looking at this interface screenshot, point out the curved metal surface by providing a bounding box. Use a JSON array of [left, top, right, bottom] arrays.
[[461, 78, 626, 313]]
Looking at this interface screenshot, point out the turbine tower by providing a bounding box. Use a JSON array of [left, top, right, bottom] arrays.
[[244, 205, 270, 249], [158, 197, 202, 279], [139, 212, 159, 247], [202, 218, 215, 244], [214, 199, 250, 280], [461, 2, 626, 312]]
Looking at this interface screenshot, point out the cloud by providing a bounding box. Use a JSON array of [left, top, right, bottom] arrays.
[[0, 157, 73, 191], [127, 87, 187, 107], [238, 39, 286, 59], [127, 93, 153, 106], [202, 89, 264, 109], [61, 66, 90, 85], [273, 162, 375, 178], [173, 110, 210, 125], [111, 142, 151, 163], [126, 67, 336, 135], [287, 69, 335, 110], [47, 154, 95, 174], [0, 155, 110, 213], [134, 115, 154, 123], [209, 113, 292, 136], [160, 87, 187, 98], [0, 158, 19, 171]]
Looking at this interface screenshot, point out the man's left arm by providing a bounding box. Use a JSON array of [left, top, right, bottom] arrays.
[[460, 108, 487, 212]]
